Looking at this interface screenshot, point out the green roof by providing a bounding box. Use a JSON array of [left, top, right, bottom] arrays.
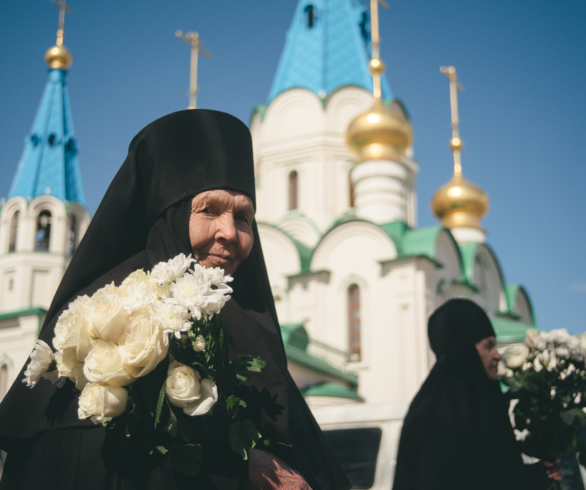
[[491, 317, 534, 344], [301, 382, 364, 401]]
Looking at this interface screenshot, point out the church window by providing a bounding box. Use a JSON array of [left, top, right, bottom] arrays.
[[359, 11, 369, 42], [48, 134, 56, 146], [348, 284, 361, 361], [349, 176, 355, 208], [304, 5, 315, 28], [8, 211, 19, 252], [475, 255, 488, 291], [67, 214, 78, 256], [0, 364, 8, 401], [30, 134, 39, 147], [8, 278, 14, 292], [288, 171, 298, 210], [35, 210, 52, 252]]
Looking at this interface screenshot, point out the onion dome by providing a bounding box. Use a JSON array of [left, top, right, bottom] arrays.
[[431, 172, 489, 229], [45, 44, 72, 70], [346, 99, 413, 162]]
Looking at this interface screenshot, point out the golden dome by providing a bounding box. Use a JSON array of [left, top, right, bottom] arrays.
[[346, 99, 413, 162], [431, 172, 489, 229], [45, 44, 72, 70]]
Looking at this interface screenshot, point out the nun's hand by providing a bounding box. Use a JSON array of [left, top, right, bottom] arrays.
[[249, 448, 313, 489], [543, 459, 562, 482]]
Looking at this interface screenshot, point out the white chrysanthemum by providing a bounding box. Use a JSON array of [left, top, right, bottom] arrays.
[[120, 279, 154, 314], [150, 254, 196, 286], [23, 340, 60, 388], [153, 301, 192, 341], [203, 267, 233, 289], [502, 345, 530, 369], [549, 328, 571, 345]]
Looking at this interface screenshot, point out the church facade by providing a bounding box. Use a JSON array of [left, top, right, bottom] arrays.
[[251, 0, 536, 406]]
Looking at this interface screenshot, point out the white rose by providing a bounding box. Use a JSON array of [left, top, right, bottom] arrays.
[[118, 308, 168, 378], [83, 341, 135, 386], [53, 295, 93, 362], [524, 329, 540, 349], [555, 347, 569, 359], [55, 347, 88, 390], [497, 361, 508, 377], [78, 382, 128, 424], [193, 335, 206, 352], [150, 254, 196, 286], [541, 349, 550, 366], [550, 329, 571, 345], [23, 340, 59, 388], [578, 333, 586, 351], [503, 345, 529, 369], [153, 301, 192, 341], [86, 284, 127, 344], [166, 361, 218, 416]]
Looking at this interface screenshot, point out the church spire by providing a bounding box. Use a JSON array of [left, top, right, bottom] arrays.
[[8, 0, 85, 205], [267, 0, 393, 104]]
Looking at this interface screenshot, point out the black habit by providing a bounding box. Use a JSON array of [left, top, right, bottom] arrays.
[[392, 299, 529, 490], [0, 110, 350, 490]]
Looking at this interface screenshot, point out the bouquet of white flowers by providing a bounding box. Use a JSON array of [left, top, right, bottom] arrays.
[[23, 254, 266, 475], [500, 329, 586, 488]]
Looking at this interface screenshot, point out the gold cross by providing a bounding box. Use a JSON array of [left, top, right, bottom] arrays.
[[440, 66, 465, 176], [51, 0, 72, 46], [176, 30, 213, 109], [369, 0, 389, 99]]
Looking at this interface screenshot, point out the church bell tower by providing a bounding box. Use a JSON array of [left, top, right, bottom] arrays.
[[0, 1, 90, 397]]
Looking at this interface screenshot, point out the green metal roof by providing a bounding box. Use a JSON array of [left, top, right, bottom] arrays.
[[301, 382, 364, 401], [491, 317, 534, 344]]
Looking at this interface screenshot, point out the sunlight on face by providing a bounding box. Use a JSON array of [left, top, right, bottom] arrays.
[[189, 190, 254, 276], [475, 336, 501, 381]]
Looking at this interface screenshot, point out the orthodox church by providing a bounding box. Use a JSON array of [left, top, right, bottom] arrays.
[[0, 0, 535, 412], [251, 0, 536, 406]]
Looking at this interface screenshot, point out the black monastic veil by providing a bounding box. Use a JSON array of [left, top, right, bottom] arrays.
[[392, 299, 528, 490], [0, 110, 350, 490]]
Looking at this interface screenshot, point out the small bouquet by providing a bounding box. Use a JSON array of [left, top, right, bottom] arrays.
[[23, 254, 266, 475], [500, 329, 586, 487]]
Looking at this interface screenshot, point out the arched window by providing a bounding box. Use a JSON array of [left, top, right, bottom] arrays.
[[35, 210, 52, 251], [0, 365, 8, 401], [348, 284, 361, 361], [288, 171, 298, 210], [304, 5, 315, 28], [67, 214, 78, 256], [475, 255, 488, 291], [8, 211, 19, 252], [349, 176, 355, 208]]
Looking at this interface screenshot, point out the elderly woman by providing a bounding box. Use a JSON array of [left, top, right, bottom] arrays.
[[392, 298, 560, 490], [0, 110, 350, 490]]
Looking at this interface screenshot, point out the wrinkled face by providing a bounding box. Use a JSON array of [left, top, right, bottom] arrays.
[[189, 190, 254, 276], [475, 335, 501, 380]]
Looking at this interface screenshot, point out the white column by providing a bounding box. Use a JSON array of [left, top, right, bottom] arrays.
[[351, 159, 409, 224]]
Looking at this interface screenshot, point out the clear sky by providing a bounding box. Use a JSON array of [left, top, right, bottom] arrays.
[[1, 0, 585, 333]]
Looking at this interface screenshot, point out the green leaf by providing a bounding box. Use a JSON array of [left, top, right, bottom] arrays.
[[263, 439, 270, 447], [229, 423, 247, 460], [561, 409, 578, 426], [156, 446, 169, 455], [164, 401, 178, 437], [176, 411, 196, 443], [101, 417, 113, 427], [170, 444, 203, 476], [236, 374, 249, 382], [154, 381, 167, 429], [246, 357, 266, 373]]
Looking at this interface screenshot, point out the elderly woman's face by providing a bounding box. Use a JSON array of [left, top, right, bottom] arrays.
[[189, 190, 254, 275], [475, 336, 501, 380]]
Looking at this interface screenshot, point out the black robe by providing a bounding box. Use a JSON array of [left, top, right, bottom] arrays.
[[0, 110, 350, 490], [392, 299, 533, 490]]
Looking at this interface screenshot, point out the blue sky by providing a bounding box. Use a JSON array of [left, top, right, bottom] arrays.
[[1, 0, 585, 333]]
